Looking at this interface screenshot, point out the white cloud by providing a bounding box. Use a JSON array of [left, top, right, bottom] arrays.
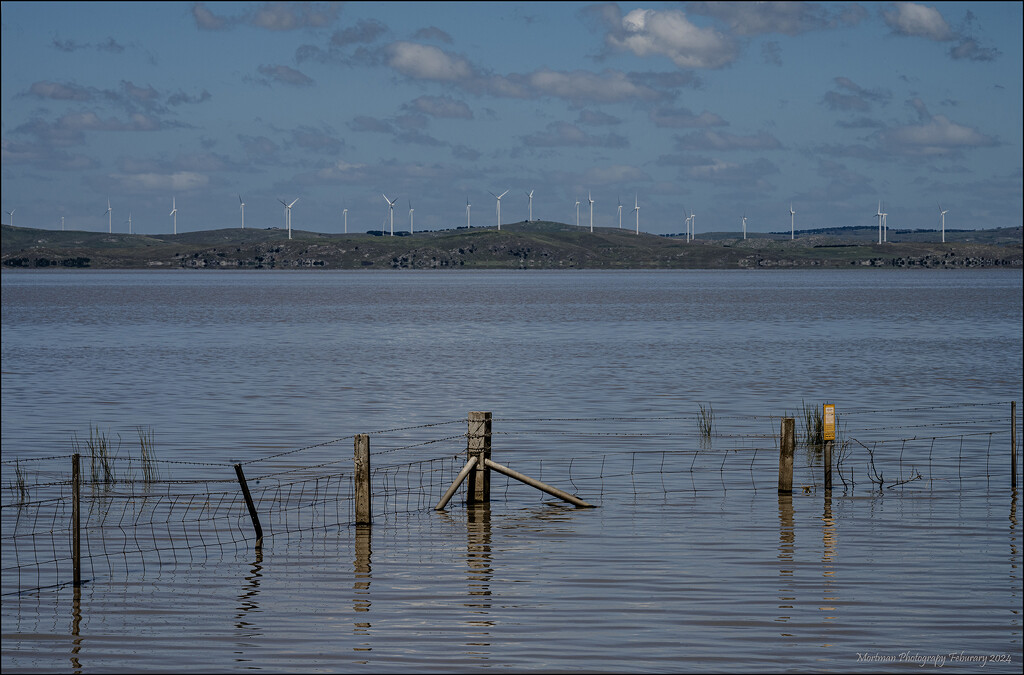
[[114, 171, 209, 192], [675, 129, 783, 151], [388, 42, 474, 81], [881, 2, 953, 41], [606, 8, 737, 69], [878, 115, 997, 156]]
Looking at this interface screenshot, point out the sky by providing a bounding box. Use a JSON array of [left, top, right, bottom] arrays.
[[1, 1, 1021, 236]]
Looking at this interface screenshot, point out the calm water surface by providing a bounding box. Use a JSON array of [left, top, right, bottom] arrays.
[[2, 269, 1021, 672]]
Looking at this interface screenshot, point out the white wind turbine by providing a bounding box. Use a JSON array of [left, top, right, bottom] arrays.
[[689, 209, 696, 241], [789, 203, 795, 240], [169, 197, 177, 235], [279, 197, 299, 239], [408, 199, 414, 234], [343, 208, 348, 234], [526, 189, 534, 222], [633, 194, 640, 235], [104, 199, 113, 233], [238, 195, 245, 230], [588, 192, 594, 233], [682, 206, 690, 241], [5, 209, 14, 227], [382, 193, 398, 236], [574, 198, 580, 228], [939, 204, 949, 243], [875, 202, 884, 244], [466, 198, 471, 228], [617, 197, 622, 229], [127, 211, 133, 235], [489, 189, 509, 230], [61, 215, 65, 231], [742, 213, 747, 240], [881, 208, 888, 243]]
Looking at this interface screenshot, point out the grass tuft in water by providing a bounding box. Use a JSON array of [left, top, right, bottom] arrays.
[[801, 400, 823, 446], [136, 426, 159, 484], [698, 404, 715, 440]]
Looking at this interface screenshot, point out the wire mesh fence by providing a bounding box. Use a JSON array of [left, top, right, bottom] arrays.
[[2, 401, 1019, 599]]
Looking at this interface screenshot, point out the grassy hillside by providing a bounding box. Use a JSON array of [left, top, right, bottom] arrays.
[[3, 222, 1021, 270]]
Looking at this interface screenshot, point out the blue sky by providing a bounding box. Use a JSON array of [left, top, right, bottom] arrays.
[[2, 1, 1021, 235]]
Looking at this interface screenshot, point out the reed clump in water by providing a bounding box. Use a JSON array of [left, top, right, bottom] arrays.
[[70, 425, 160, 488], [801, 400, 823, 446], [698, 404, 715, 442]]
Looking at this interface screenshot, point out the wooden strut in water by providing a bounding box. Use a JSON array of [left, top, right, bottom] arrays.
[[434, 456, 595, 509]]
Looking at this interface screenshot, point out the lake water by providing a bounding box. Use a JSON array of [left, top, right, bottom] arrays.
[[2, 269, 1022, 672]]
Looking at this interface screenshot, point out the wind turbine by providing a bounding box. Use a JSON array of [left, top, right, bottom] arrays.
[[343, 208, 348, 234], [617, 197, 622, 229], [466, 197, 471, 228], [939, 204, 949, 243], [5, 209, 14, 227], [382, 193, 398, 236], [574, 198, 580, 228], [278, 197, 299, 239], [875, 202, 883, 244], [789, 203, 795, 240], [588, 192, 594, 233], [408, 199, 414, 234], [169, 197, 177, 235], [742, 213, 747, 240], [238, 195, 245, 230], [127, 211, 133, 235], [690, 209, 696, 241], [526, 189, 534, 222], [633, 194, 640, 235], [682, 206, 690, 241], [488, 189, 508, 230], [61, 215, 65, 231], [882, 208, 888, 243]]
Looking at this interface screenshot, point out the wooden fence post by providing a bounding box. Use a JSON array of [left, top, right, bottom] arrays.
[[234, 464, 263, 550], [824, 440, 833, 491], [354, 434, 371, 525], [779, 417, 795, 494], [466, 412, 491, 505], [72, 453, 81, 588]]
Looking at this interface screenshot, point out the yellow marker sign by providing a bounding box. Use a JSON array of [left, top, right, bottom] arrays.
[[823, 404, 836, 441]]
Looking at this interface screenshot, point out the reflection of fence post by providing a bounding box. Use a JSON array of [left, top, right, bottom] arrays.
[[778, 417, 795, 494], [234, 464, 263, 550], [466, 412, 491, 505], [72, 453, 81, 588], [1012, 401, 1017, 490], [354, 434, 371, 525]]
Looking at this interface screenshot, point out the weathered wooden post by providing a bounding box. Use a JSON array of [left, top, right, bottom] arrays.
[[466, 412, 491, 505], [823, 404, 836, 491], [1012, 401, 1017, 490], [72, 453, 81, 588], [779, 417, 795, 494], [233, 464, 263, 550], [354, 434, 371, 525]]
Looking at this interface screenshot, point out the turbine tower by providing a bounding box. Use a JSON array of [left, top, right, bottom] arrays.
[[683, 206, 691, 242], [575, 199, 580, 228], [489, 189, 509, 230], [690, 210, 696, 241], [588, 192, 594, 233], [742, 214, 747, 240], [169, 197, 177, 235], [875, 202, 883, 244], [61, 215, 65, 231], [238, 195, 245, 230], [104, 199, 112, 233], [408, 199, 414, 234], [617, 197, 622, 229], [466, 198, 471, 228], [526, 189, 534, 222], [127, 211, 133, 235], [278, 197, 299, 239], [382, 194, 398, 236], [939, 204, 949, 243], [633, 194, 640, 235], [789, 203, 795, 240], [5, 209, 14, 227], [882, 208, 888, 243], [343, 208, 348, 234]]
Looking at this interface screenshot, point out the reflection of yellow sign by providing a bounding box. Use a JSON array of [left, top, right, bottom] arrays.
[[823, 404, 836, 441]]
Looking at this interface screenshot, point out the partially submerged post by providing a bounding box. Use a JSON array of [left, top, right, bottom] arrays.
[[354, 434, 371, 525], [234, 464, 263, 550], [72, 453, 81, 588], [779, 417, 795, 494], [1012, 401, 1018, 490], [823, 404, 836, 491], [435, 411, 595, 510], [466, 411, 491, 505]]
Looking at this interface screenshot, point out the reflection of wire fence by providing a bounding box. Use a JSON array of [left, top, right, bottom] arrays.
[[2, 402, 1019, 597]]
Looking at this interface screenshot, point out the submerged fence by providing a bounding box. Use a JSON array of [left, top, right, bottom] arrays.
[[3, 401, 1020, 598]]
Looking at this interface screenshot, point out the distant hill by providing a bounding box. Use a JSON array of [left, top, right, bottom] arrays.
[[2, 222, 1021, 270]]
